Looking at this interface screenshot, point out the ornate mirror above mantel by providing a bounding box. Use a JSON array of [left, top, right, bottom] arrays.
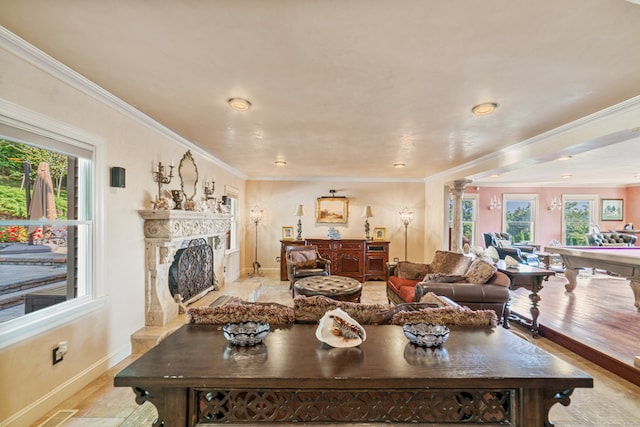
[[179, 150, 198, 209]]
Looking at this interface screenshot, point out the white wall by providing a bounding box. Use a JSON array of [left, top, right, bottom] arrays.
[[245, 180, 427, 272], [0, 35, 245, 425]]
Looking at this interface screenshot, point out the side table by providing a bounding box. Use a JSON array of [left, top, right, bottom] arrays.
[[497, 261, 555, 337]]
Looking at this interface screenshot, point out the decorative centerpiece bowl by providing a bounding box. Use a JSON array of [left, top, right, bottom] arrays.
[[223, 321, 270, 346], [403, 323, 450, 347]]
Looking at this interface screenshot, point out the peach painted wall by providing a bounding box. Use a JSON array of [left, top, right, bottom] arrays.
[[626, 186, 640, 228], [472, 186, 635, 247]]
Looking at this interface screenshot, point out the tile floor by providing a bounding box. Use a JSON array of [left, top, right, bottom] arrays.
[[33, 272, 640, 426]]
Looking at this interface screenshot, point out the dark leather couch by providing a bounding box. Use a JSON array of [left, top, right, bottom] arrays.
[[482, 232, 539, 266], [386, 250, 511, 322], [586, 232, 637, 246]]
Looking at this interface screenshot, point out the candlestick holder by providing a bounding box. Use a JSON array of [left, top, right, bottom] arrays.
[[153, 161, 174, 200], [204, 180, 216, 200]]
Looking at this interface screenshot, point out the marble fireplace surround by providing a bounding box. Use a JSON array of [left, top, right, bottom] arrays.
[[139, 210, 231, 326]]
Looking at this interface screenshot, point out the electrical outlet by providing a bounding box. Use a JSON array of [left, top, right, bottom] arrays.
[[276, 256, 280, 262], [52, 341, 68, 365], [52, 347, 63, 365], [394, 257, 399, 262]]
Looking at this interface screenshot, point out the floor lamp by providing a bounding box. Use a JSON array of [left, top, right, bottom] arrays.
[[249, 207, 263, 277], [399, 207, 414, 261]]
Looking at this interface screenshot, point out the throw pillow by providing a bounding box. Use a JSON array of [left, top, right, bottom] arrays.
[[430, 250, 473, 275], [465, 258, 497, 284], [422, 273, 467, 283], [290, 250, 317, 268], [397, 261, 431, 280]]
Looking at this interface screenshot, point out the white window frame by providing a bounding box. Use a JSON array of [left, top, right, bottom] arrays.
[[462, 194, 479, 246], [502, 194, 538, 244], [0, 99, 105, 348], [225, 185, 239, 252]]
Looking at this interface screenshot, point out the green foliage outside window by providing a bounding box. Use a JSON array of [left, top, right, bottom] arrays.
[[563, 200, 590, 246]]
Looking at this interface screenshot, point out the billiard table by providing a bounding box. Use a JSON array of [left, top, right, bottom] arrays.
[[544, 246, 640, 310]]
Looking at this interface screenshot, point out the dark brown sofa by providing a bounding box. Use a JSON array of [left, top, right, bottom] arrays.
[[386, 250, 511, 322]]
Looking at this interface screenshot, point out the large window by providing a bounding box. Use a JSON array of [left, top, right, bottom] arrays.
[[562, 194, 597, 246], [447, 195, 478, 247], [462, 196, 478, 246], [0, 101, 102, 347], [225, 186, 239, 251], [503, 194, 538, 244]]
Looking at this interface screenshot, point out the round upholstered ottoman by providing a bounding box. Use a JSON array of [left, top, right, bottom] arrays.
[[294, 276, 362, 302]]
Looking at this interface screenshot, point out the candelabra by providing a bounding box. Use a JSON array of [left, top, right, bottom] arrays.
[[153, 161, 174, 200], [399, 207, 414, 261], [204, 179, 216, 200], [294, 204, 304, 240], [362, 205, 374, 240], [249, 207, 264, 277]]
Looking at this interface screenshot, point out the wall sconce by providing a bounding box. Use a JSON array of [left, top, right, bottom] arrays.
[[488, 195, 501, 210], [399, 207, 414, 261], [294, 204, 304, 240], [548, 196, 562, 211], [361, 205, 374, 240], [249, 207, 264, 277], [152, 160, 174, 200]]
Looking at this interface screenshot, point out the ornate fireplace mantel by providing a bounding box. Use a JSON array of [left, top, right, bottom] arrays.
[[139, 210, 231, 326]]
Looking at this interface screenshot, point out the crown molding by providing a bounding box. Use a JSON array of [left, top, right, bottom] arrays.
[[0, 26, 246, 179]]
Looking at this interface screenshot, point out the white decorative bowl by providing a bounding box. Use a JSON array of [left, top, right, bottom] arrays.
[[223, 322, 270, 346], [403, 323, 450, 347]]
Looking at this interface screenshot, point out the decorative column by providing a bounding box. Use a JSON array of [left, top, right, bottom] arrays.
[[447, 179, 472, 253]]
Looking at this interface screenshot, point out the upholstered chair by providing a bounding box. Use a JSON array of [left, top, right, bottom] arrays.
[[285, 245, 331, 294]]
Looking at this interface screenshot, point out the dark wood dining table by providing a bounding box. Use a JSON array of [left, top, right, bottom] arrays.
[[115, 323, 592, 426]]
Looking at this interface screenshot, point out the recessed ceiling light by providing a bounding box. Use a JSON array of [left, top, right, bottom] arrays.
[[274, 160, 287, 166], [393, 162, 406, 168], [558, 155, 573, 161], [561, 173, 573, 179], [471, 102, 498, 116], [228, 98, 251, 111], [490, 174, 500, 178]]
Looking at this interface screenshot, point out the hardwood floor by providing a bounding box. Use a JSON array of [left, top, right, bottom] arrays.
[[508, 269, 640, 386], [33, 272, 640, 426]]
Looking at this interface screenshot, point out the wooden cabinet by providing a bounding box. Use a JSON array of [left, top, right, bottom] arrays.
[[280, 238, 389, 282], [365, 241, 390, 281]]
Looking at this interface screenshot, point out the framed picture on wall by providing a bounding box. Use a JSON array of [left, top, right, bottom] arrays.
[[601, 198, 623, 221], [316, 197, 349, 223], [282, 226, 294, 240], [373, 227, 386, 241]]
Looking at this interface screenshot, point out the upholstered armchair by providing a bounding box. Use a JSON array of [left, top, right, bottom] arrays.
[[482, 232, 539, 266], [285, 245, 331, 293], [586, 232, 637, 246]]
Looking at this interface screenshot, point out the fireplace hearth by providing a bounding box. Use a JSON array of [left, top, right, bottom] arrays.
[[139, 210, 231, 326]]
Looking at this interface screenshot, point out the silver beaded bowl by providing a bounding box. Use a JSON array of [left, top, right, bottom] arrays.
[[223, 321, 270, 346], [402, 323, 450, 347]]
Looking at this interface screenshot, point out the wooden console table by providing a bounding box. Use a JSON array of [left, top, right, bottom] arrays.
[[280, 238, 389, 282], [497, 261, 555, 337], [115, 323, 592, 426]]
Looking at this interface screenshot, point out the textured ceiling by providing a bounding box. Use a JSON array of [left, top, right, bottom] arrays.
[[1, 0, 640, 185]]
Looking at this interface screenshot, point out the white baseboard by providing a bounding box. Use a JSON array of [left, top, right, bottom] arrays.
[[1, 344, 131, 427]]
